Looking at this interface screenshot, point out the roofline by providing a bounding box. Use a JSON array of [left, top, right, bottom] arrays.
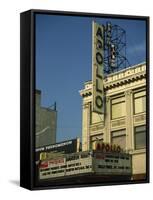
[[106, 62, 146, 77], [83, 62, 146, 85]]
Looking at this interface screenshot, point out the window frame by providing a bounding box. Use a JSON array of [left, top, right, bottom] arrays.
[[134, 125, 146, 150], [111, 96, 126, 120], [111, 129, 126, 150], [133, 90, 146, 115]]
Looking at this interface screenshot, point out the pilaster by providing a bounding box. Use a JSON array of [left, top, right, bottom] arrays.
[[125, 90, 133, 152]]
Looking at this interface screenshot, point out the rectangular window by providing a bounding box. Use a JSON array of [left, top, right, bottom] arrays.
[[111, 129, 126, 150], [111, 96, 125, 119], [134, 125, 146, 150], [134, 90, 146, 114]]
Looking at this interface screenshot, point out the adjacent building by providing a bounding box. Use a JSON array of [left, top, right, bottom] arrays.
[[79, 62, 146, 180], [36, 138, 81, 161], [36, 90, 57, 148]]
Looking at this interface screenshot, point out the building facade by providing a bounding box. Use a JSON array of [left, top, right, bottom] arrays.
[[36, 90, 57, 148], [79, 62, 146, 180]]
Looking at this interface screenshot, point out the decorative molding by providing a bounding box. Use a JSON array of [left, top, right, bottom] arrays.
[[124, 89, 133, 96], [134, 114, 146, 123], [83, 103, 90, 109], [90, 123, 104, 132], [91, 134, 103, 141], [106, 96, 110, 102], [104, 64, 146, 90], [105, 74, 146, 90], [111, 118, 126, 127], [79, 64, 146, 95]]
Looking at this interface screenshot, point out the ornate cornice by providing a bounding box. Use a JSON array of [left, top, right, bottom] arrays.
[[104, 73, 146, 90], [79, 63, 146, 96], [79, 89, 92, 97], [104, 63, 146, 90]]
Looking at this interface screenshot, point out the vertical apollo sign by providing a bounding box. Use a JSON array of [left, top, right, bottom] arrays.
[[92, 21, 104, 114]]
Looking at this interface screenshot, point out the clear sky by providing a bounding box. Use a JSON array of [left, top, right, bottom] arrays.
[[35, 13, 146, 142]]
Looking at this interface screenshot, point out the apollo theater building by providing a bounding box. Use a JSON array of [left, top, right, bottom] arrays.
[[37, 21, 147, 183], [79, 22, 147, 180]]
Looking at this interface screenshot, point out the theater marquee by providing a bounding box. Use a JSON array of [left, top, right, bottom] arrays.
[[92, 21, 104, 114]]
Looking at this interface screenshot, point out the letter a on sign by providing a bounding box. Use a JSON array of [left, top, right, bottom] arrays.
[[92, 21, 104, 114]]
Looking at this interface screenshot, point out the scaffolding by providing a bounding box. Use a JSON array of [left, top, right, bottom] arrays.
[[104, 22, 130, 75]]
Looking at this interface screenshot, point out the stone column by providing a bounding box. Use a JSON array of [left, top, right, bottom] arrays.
[[82, 103, 90, 151], [125, 90, 133, 152], [105, 96, 111, 143]]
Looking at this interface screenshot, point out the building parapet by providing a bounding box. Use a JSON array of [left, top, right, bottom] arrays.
[[79, 62, 146, 96], [104, 62, 146, 90]]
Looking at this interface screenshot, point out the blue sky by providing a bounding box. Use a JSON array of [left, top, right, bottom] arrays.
[[35, 14, 146, 142]]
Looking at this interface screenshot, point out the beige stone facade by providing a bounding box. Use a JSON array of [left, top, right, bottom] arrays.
[[79, 62, 146, 179]]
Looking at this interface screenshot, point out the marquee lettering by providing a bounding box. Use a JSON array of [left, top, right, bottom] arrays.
[[96, 143, 122, 153]]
